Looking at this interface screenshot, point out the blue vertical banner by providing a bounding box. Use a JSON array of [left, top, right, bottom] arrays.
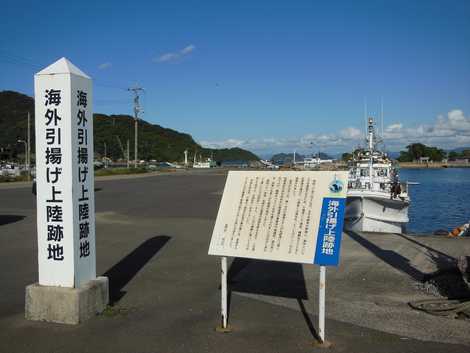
[[314, 197, 346, 266]]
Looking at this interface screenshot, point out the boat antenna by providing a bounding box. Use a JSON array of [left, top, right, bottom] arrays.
[[381, 97, 384, 138], [364, 97, 368, 141]]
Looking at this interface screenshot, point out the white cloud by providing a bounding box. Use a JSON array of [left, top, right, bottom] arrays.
[[180, 44, 195, 54], [98, 62, 112, 70], [155, 53, 179, 63], [386, 123, 402, 131], [153, 44, 196, 63], [200, 109, 470, 155], [200, 138, 245, 149], [200, 131, 360, 155], [382, 109, 470, 149], [340, 127, 362, 140]]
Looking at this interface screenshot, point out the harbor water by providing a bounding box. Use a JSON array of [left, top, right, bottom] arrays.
[[400, 168, 470, 234]]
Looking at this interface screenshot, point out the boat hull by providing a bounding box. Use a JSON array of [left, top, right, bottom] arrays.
[[344, 193, 409, 234]]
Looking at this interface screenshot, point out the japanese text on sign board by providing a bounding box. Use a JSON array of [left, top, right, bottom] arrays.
[[313, 197, 346, 266]]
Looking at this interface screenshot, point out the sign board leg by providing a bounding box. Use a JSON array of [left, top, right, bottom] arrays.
[[313, 265, 331, 347], [216, 256, 231, 332], [221, 256, 228, 328], [319, 266, 326, 343]]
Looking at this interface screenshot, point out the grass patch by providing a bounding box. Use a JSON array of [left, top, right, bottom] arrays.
[[101, 305, 131, 317], [94, 167, 148, 177], [0, 174, 31, 183], [0, 166, 176, 183]]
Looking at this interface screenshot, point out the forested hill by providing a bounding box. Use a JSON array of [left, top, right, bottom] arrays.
[[0, 90, 259, 162]]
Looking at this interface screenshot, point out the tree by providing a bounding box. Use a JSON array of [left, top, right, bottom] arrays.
[[341, 152, 352, 162], [406, 143, 427, 160], [0, 91, 259, 163], [398, 143, 445, 162], [397, 151, 412, 162]]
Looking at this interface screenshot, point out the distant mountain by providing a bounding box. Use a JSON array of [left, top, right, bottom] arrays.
[[449, 147, 470, 153], [0, 91, 259, 162], [270, 152, 334, 165], [0, 91, 34, 158], [271, 153, 305, 165]]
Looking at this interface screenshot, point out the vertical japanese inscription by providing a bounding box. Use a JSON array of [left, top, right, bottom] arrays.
[[44, 89, 65, 261], [76, 90, 90, 259]]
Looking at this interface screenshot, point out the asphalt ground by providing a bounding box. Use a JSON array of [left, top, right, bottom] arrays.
[[0, 170, 469, 353]]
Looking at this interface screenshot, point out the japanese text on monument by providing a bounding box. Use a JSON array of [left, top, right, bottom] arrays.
[[44, 89, 65, 261]]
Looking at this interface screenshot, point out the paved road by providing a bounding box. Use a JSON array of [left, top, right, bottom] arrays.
[[0, 171, 468, 353]]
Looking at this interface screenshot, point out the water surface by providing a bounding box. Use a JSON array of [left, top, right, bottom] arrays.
[[400, 168, 470, 234]]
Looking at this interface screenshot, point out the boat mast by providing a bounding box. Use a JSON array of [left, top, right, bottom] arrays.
[[381, 97, 384, 139], [368, 117, 374, 151], [368, 117, 375, 190]]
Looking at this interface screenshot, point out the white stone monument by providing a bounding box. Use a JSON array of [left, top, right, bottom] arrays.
[[25, 58, 108, 325]]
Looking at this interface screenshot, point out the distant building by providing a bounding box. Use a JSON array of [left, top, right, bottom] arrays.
[[248, 160, 263, 168], [221, 160, 249, 168], [451, 157, 469, 164], [418, 157, 430, 163], [0, 164, 20, 177]]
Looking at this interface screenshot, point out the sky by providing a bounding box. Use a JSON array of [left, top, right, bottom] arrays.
[[1, 0, 469, 157]]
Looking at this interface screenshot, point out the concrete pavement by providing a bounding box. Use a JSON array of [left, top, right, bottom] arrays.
[[0, 170, 469, 353]]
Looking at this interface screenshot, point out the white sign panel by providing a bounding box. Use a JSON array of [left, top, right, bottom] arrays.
[[34, 58, 96, 288], [208, 171, 348, 265]]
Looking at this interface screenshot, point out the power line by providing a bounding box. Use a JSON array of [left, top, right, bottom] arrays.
[[0, 50, 129, 91]]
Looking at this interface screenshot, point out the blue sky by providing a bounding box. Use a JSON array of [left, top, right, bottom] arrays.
[[1, 0, 469, 156]]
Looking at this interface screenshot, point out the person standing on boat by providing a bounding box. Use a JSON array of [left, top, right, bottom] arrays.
[[391, 181, 401, 199]]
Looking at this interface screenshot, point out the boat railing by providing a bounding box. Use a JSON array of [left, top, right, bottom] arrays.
[[348, 179, 395, 193]]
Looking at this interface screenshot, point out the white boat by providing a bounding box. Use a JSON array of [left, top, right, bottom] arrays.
[[303, 156, 333, 170], [344, 117, 410, 233], [193, 158, 216, 169]]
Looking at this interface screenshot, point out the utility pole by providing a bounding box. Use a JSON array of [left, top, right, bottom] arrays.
[[128, 86, 144, 168], [127, 140, 130, 168], [27, 112, 31, 180], [17, 139, 27, 172], [104, 142, 107, 168]]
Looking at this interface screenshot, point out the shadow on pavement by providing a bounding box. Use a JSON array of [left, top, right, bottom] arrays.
[[346, 231, 470, 299], [396, 233, 470, 299], [228, 258, 308, 298], [346, 230, 425, 281], [103, 235, 171, 304], [297, 298, 321, 341], [227, 258, 319, 338], [395, 233, 455, 268], [0, 215, 25, 226]]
